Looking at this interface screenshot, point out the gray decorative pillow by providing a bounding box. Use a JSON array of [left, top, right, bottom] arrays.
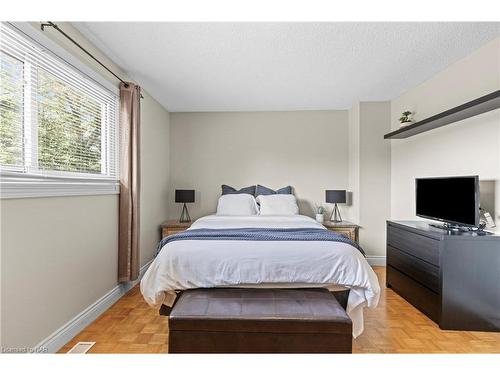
[[255, 184, 293, 196], [221, 184, 256, 196]]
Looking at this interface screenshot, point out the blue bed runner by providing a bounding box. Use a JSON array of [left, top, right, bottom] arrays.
[[156, 227, 365, 256]]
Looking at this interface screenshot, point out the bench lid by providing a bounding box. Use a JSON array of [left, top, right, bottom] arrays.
[[169, 288, 352, 334]]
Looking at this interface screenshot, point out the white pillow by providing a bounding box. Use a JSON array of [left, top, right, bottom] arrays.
[[256, 194, 299, 216], [216, 193, 259, 216]]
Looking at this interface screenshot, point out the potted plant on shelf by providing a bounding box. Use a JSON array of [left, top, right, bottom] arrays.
[[399, 110, 414, 127], [315, 205, 325, 223]]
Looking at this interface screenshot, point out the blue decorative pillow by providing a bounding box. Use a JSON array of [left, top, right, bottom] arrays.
[[255, 184, 293, 196], [221, 184, 256, 196]]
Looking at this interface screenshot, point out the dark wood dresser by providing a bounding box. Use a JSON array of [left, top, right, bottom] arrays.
[[386, 220, 500, 332]]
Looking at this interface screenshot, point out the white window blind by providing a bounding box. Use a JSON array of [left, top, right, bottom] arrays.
[[0, 23, 119, 198]]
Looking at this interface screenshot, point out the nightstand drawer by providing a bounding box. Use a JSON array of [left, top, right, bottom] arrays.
[[161, 220, 191, 238], [323, 221, 359, 244], [163, 228, 186, 238], [387, 224, 439, 266], [329, 228, 356, 242]]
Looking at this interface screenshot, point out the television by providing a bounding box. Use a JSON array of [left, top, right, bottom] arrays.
[[415, 176, 479, 227]]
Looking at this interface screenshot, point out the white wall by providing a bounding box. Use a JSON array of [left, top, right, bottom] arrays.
[[346, 103, 360, 224], [139, 93, 171, 265], [0, 23, 170, 349], [169, 111, 349, 220], [1, 196, 119, 348], [346, 102, 391, 259], [359, 102, 391, 258], [390, 37, 500, 223]]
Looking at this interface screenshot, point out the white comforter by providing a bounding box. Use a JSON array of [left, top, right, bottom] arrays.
[[140, 215, 380, 337]]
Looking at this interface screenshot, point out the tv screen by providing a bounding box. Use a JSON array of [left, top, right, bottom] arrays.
[[416, 176, 479, 226]]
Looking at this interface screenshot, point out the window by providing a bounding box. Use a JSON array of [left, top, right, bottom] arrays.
[[0, 52, 24, 168], [0, 23, 119, 198]]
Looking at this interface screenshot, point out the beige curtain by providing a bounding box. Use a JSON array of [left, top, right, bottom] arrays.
[[118, 82, 141, 282]]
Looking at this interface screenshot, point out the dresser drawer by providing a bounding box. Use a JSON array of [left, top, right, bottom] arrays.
[[387, 225, 440, 266], [386, 266, 440, 323], [387, 245, 440, 293]]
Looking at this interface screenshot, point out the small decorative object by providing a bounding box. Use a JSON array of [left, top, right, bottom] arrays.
[[399, 110, 414, 127], [325, 190, 346, 223], [480, 208, 496, 229], [175, 189, 195, 223], [315, 205, 325, 223]]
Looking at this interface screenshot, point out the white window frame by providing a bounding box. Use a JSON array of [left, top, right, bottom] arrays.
[[0, 22, 120, 199]]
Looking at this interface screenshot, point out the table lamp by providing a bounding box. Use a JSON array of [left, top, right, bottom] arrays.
[[326, 190, 346, 223], [175, 189, 195, 223]]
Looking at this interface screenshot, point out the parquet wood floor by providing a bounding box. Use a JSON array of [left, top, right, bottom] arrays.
[[58, 267, 500, 353]]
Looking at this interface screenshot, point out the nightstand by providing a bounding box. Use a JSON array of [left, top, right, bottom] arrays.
[[323, 221, 359, 243], [161, 220, 191, 238]]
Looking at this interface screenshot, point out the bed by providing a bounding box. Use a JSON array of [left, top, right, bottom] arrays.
[[140, 214, 380, 337]]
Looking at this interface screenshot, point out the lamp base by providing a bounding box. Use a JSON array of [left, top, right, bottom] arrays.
[[179, 203, 191, 223], [330, 203, 342, 223]]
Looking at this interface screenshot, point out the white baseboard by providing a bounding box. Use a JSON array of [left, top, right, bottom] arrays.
[[37, 260, 153, 354], [366, 256, 386, 266]]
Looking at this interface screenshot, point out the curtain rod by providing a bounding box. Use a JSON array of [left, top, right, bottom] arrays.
[[41, 21, 143, 98]]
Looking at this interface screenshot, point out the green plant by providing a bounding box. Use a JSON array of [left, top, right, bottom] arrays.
[[315, 205, 325, 214], [399, 110, 413, 123]]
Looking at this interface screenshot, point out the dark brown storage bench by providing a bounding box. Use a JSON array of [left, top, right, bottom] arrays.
[[168, 288, 352, 353]]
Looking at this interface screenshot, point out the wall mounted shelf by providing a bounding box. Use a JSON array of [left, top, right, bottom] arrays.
[[384, 90, 500, 139]]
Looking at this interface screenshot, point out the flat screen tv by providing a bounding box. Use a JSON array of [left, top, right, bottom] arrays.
[[415, 176, 479, 227]]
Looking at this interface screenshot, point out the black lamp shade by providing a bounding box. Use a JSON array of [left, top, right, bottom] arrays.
[[175, 189, 195, 203], [325, 190, 346, 204]]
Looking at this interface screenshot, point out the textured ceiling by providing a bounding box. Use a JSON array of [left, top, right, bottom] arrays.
[[73, 22, 500, 112]]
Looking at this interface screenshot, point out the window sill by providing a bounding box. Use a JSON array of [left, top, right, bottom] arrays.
[[0, 174, 120, 199]]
